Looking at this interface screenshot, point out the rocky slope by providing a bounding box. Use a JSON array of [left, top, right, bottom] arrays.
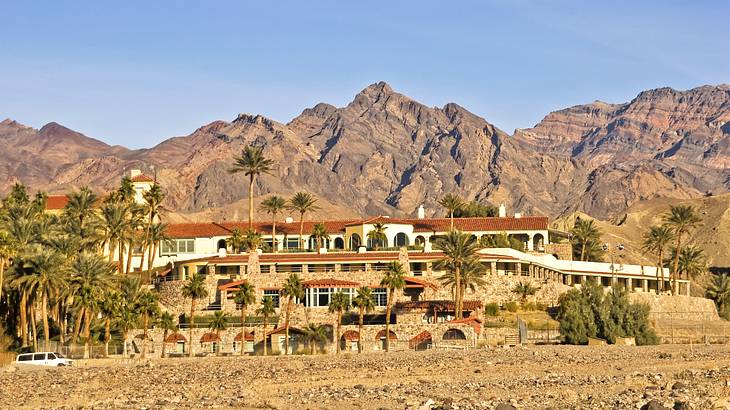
[[1, 82, 728, 224]]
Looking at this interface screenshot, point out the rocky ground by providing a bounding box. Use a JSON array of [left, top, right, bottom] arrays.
[[1, 344, 729, 409]]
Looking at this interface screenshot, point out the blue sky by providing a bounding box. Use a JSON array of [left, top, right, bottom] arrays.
[[1, 0, 728, 148]]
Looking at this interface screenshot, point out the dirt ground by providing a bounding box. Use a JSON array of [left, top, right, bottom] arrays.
[[1, 344, 729, 409]]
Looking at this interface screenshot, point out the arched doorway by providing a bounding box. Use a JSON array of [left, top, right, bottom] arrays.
[[349, 233, 362, 250], [394, 232, 409, 247], [414, 235, 426, 248], [217, 239, 227, 252], [409, 330, 432, 351], [340, 330, 360, 352], [334, 237, 345, 249], [443, 328, 466, 340], [164, 332, 187, 354], [375, 329, 397, 350], [533, 233, 545, 251]]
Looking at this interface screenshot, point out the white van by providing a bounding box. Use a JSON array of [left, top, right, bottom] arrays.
[[15, 352, 73, 367]]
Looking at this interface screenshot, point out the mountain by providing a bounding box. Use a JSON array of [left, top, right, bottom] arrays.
[[1, 82, 728, 224]]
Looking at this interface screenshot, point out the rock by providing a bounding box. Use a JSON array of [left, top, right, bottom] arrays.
[[641, 399, 671, 410], [673, 401, 691, 410], [672, 382, 687, 391], [495, 404, 517, 410]]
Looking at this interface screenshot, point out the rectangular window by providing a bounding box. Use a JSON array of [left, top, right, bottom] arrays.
[[307, 264, 335, 273], [411, 262, 425, 276], [341, 263, 365, 272], [372, 288, 387, 307], [263, 290, 280, 308], [285, 238, 299, 249], [304, 287, 354, 307], [372, 263, 388, 271], [160, 239, 196, 255], [259, 265, 270, 274], [277, 264, 302, 273]]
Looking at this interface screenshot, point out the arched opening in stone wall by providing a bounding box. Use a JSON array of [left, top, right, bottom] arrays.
[[442, 328, 466, 340]]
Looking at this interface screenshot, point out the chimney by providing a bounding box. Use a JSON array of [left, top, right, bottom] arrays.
[[498, 203, 506, 218], [130, 169, 142, 178], [284, 216, 294, 223], [417, 205, 425, 219], [514, 212, 522, 219]]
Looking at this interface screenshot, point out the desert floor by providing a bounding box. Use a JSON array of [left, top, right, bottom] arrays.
[[1, 344, 729, 409]]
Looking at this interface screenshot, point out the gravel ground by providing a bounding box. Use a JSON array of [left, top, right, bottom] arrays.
[[1, 344, 729, 409]]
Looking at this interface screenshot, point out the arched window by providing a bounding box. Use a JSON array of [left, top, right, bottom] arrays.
[[308, 237, 330, 250], [367, 237, 388, 249], [533, 233, 545, 251], [349, 233, 362, 250], [414, 235, 426, 247], [394, 232, 409, 247], [334, 237, 345, 249], [217, 239, 227, 251], [442, 328, 466, 340]]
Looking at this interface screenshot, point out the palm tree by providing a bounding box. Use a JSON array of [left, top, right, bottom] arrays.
[[136, 290, 160, 358], [100, 202, 130, 270], [570, 218, 602, 261], [181, 273, 209, 357], [147, 222, 168, 272], [439, 256, 486, 309], [706, 274, 730, 319], [287, 192, 320, 250], [115, 302, 139, 358], [303, 323, 327, 355], [663, 205, 702, 295], [139, 184, 165, 273], [367, 223, 388, 250], [98, 291, 121, 357], [208, 311, 229, 355], [512, 281, 539, 306], [671, 245, 707, 281], [63, 187, 98, 249], [438, 193, 464, 230], [234, 282, 256, 356], [260, 196, 287, 253], [158, 311, 177, 358], [230, 145, 275, 230], [280, 274, 304, 355], [352, 286, 375, 354], [256, 296, 276, 356], [380, 261, 406, 352], [242, 229, 263, 252], [435, 230, 479, 319], [228, 228, 245, 253], [0, 229, 14, 302], [642, 225, 674, 293], [310, 223, 330, 253], [328, 292, 350, 354]]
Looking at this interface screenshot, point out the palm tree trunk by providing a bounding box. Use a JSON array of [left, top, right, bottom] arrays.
[[0, 258, 5, 301], [358, 309, 364, 354], [122, 330, 128, 358], [188, 300, 195, 358], [658, 249, 664, 293], [125, 240, 134, 274], [671, 235, 682, 295], [450, 211, 454, 230], [161, 330, 168, 358], [83, 308, 92, 359], [59, 304, 66, 345], [20, 290, 28, 346], [272, 216, 278, 253], [240, 306, 246, 356], [30, 304, 38, 352], [141, 314, 148, 358], [299, 212, 305, 250], [454, 264, 462, 319], [104, 318, 111, 357], [248, 175, 255, 231], [118, 243, 125, 273], [335, 312, 341, 354], [285, 297, 292, 355], [580, 243, 586, 262], [73, 307, 84, 343], [385, 289, 394, 352], [263, 318, 268, 356], [150, 243, 158, 270], [42, 291, 50, 351]]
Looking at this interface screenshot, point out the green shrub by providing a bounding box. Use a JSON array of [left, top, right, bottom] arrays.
[[522, 302, 547, 312], [556, 281, 657, 345], [504, 301, 519, 313], [484, 303, 500, 317]]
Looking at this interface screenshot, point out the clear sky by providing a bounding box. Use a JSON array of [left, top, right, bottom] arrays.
[[1, 0, 728, 148]]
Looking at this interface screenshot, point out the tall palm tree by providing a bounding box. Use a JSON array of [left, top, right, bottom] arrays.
[[706, 274, 730, 318], [260, 196, 287, 253], [147, 222, 168, 271], [439, 256, 485, 310], [63, 187, 98, 249], [242, 229, 263, 252], [328, 291, 350, 354], [0, 229, 15, 304], [158, 311, 177, 358], [642, 225, 674, 292], [230, 145, 275, 230], [438, 193, 464, 230], [570, 218, 602, 262], [352, 286, 375, 354], [138, 184, 165, 273], [303, 323, 327, 355], [209, 311, 229, 355], [115, 302, 139, 358], [670, 245, 707, 281], [136, 290, 160, 358], [367, 223, 388, 251], [280, 274, 304, 355], [98, 290, 121, 357], [181, 273, 209, 357], [100, 202, 130, 270], [663, 205, 702, 295], [234, 282, 256, 356], [310, 223, 330, 253], [435, 230, 479, 319], [256, 296, 276, 356], [287, 192, 320, 250], [380, 261, 406, 352]]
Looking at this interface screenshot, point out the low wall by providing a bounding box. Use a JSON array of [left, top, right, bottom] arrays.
[[628, 293, 720, 321]]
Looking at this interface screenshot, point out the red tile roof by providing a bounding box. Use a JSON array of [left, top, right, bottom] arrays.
[[341, 330, 359, 341], [234, 331, 255, 342], [395, 300, 484, 311], [375, 329, 398, 340], [218, 280, 248, 291], [267, 326, 305, 336], [164, 333, 187, 343], [411, 216, 549, 233], [131, 174, 155, 183], [200, 332, 220, 343], [45, 195, 69, 210], [409, 330, 433, 348], [167, 223, 230, 238], [448, 317, 483, 333], [302, 278, 360, 288], [404, 277, 438, 290]]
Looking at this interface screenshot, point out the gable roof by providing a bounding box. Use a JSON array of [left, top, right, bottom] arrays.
[[45, 195, 69, 210], [131, 174, 155, 183]]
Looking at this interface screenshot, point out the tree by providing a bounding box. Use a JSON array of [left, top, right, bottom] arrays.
[[208, 311, 229, 355], [147, 222, 168, 272], [256, 296, 276, 356], [234, 282, 256, 356], [669, 245, 707, 281], [328, 292, 350, 354], [138, 183, 165, 274], [512, 281, 539, 306], [439, 257, 486, 308], [435, 230, 479, 319], [241, 228, 263, 252], [642, 225, 674, 292], [366, 223, 388, 251], [438, 193, 463, 230], [100, 202, 131, 270], [287, 192, 320, 250], [380, 261, 405, 352], [98, 290, 121, 357], [260, 196, 287, 253], [136, 290, 160, 358], [303, 323, 327, 355], [115, 302, 139, 358], [352, 286, 375, 354], [0, 229, 14, 302], [663, 205, 702, 295], [452, 201, 498, 218], [310, 223, 330, 253], [62, 187, 99, 251], [570, 218, 603, 261], [280, 274, 303, 355], [181, 273, 209, 357], [706, 274, 730, 320], [158, 311, 177, 358], [228, 228, 245, 254], [230, 145, 275, 230]]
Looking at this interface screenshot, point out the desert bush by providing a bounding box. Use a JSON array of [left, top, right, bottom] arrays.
[[484, 303, 500, 317], [556, 281, 657, 345], [504, 301, 519, 313], [522, 302, 547, 312]]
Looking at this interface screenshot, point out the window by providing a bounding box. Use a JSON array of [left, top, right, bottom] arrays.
[[308, 264, 335, 273], [341, 263, 365, 272], [277, 264, 302, 273], [264, 290, 280, 308], [160, 239, 195, 255], [259, 265, 270, 274], [372, 288, 387, 307], [285, 238, 299, 249], [47, 353, 57, 359], [17, 354, 32, 362], [304, 287, 354, 307], [411, 262, 425, 276], [394, 232, 409, 247], [33, 353, 45, 361]]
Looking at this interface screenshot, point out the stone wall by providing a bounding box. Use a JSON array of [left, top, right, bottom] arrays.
[[628, 293, 720, 321], [544, 243, 572, 260]]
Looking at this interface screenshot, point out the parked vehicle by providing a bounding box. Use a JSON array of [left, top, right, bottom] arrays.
[[15, 352, 73, 367]]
